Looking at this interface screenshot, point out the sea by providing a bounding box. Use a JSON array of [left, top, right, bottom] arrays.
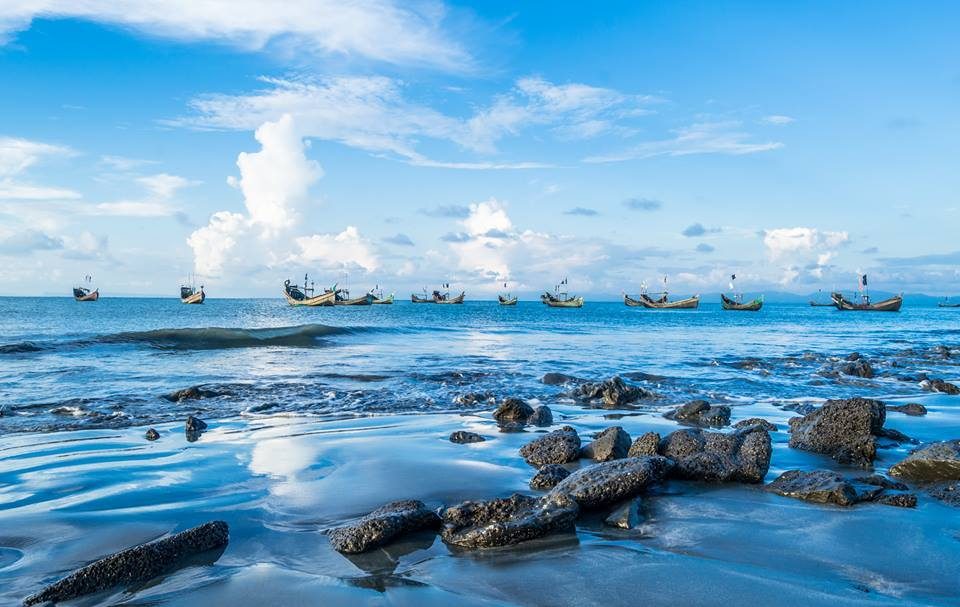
[[1, 297, 959, 605]]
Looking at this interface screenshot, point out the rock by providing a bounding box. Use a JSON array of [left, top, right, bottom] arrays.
[[886, 403, 927, 416], [877, 427, 915, 444], [548, 456, 673, 509], [840, 359, 874, 378], [781, 402, 818, 416], [658, 426, 772, 483], [497, 422, 527, 433], [846, 352, 861, 362], [529, 464, 571, 490], [926, 482, 960, 507], [572, 376, 653, 408], [163, 385, 222, 402], [874, 493, 918, 508], [493, 398, 535, 424], [454, 392, 495, 406], [450, 431, 485, 444], [145, 428, 160, 441], [519, 426, 581, 467], [441, 493, 578, 549], [541, 372, 577, 385], [184, 415, 208, 443], [604, 497, 644, 529], [921, 378, 960, 395], [889, 440, 960, 482], [527, 405, 554, 427], [581, 426, 632, 462], [664, 400, 732, 427], [765, 470, 865, 506], [627, 432, 661, 457], [23, 521, 229, 606], [787, 397, 885, 466], [733, 418, 778, 431], [329, 500, 441, 554], [853, 474, 908, 491]]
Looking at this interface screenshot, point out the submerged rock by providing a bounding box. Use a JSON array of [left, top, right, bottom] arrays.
[[454, 392, 496, 406], [840, 359, 874, 379], [886, 403, 928, 416], [450, 431, 485, 444], [853, 474, 908, 491], [581, 426, 632, 462], [23, 521, 229, 606], [527, 405, 554, 427], [541, 372, 578, 385], [765, 470, 873, 506], [875, 493, 918, 508], [493, 398, 535, 424], [627, 432, 661, 457], [572, 376, 653, 408], [163, 386, 223, 402], [889, 440, 960, 482], [658, 426, 771, 483], [145, 428, 160, 441], [329, 500, 441, 554], [548, 456, 673, 509], [604, 497, 644, 529], [530, 464, 571, 490], [519, 426, 581, 467], [787, 397, 885, 466], [733, 418, 778, 431], [441, 493, 578, 549], [921, 378, 960, 395], [664, 400, 732, 427], [926, 482, 960, 507]]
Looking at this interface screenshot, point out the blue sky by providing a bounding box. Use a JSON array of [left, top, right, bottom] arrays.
[[0, 1, 958, 297]]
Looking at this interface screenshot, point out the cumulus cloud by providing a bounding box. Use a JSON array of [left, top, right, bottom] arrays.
[[0, 227, 63, 254], [763, 227, 849, 285], [291, 226, 379, 271], [622, 197, 662, 211], [0, 0, 470, 70]]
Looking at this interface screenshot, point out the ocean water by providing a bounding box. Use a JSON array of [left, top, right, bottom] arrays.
[[1, 297, 959, 605]]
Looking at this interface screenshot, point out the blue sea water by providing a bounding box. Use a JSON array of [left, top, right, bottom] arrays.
[[1, 296, 959, 605]]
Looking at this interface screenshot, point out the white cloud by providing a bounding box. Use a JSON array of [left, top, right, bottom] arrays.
[[291, 226, 379, 271], [0, 135, 80, 200], [137, 173, 196, 199], [0, 0, 469, 70], [0, 227, 63, 254], [0, 182, 80, 200], [583, 121, 782, 163], [462, 199, 512, 236], [187, 211, 248, 276], [93, 201, 180, 217], [761, 115, 796, 125], [763, 227, 849, 285]]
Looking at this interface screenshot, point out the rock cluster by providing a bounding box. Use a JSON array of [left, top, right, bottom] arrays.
[[329, 500, 441, 554], [664, 400, 731, 427], [658, 426, 772, 483], [921, 378, 960, 395], [492, 399, 554, 429]]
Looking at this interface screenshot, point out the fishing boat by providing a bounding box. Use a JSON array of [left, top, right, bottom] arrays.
[[180, 285, 205, 304], [73, 275, 99, 301], [721, 274, 763, 311], [433, 283, 465, 304], [335, 289, 374, 306], [542, 277, 583, 308], [625, 277, 698, 309], [283, 274, 336, 306], [830, 274, 902, 311], [411, 287, 434, 303], [939, 298, 960, 308], [369, 285, 394, 304], [498, 281, 518, 306]]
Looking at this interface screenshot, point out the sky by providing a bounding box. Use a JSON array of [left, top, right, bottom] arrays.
[[0, 0, 958, 298]]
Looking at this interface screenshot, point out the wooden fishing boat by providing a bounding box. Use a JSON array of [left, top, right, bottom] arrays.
[[831, 292, 903, 312], [411, 292, 433, 303], [284, 276, 335, 307], [180, 285, 205, 304], [434, 289, 465, 304], [498, 295, 518, 306], [545, 295, 583, 308], [721, 293, 763, 311], [334, 289, 374, 306], [624, 293, 699, 309], [370, 287, 394, 304], [939, 298, 960, 308], [73, 275, 98, 301]]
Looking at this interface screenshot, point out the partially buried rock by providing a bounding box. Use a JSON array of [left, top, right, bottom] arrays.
[[664, 400, 731, 427], [329, 500, 441, 554], [519, 426, 581, 467], [572, 376, 653, 408], [450, 431, 485, 444], [548, 456, 673, 509], [145, 428, 160, 441], [658, 426, 771, 483], [23, 521, 229, 606], [887, 403, 927, 416], [765, 470, 878, 507], [733, 418, 778, 431], [493, 398, 535, 424], [889, 440, 960, 482], [529, 464, 571, 490], [441, 493, 578, 549], [875, 493, 918, 508], [604, 497, 644, 529], [541, 372, 577, 385], [787, 397, 885, 466], [163, 385, 222, 402], [921, 378, 960, 395], [627, 432, 661, 457], [581, 426, 632, 462], [527, 405, 554, 427]]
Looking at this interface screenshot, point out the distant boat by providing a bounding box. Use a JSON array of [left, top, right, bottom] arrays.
[[542, 277, 583, 308], [411, 289, 433, 303], [369, 286, 394, 304], [334, 288, 374, 306], [498, 281, 517, 306], [180, 285, 205, 304], [433, 288, 465, 304], [284, 275, 335, 306], [939, 298, 960, 308], [721, 274, 762, 311], [625, 276, 698, 309], [73, 275, 99, 302], [831, 274, 902, 311]]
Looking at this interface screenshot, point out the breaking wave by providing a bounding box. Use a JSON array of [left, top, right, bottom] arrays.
[[94, 324, 378, 350]]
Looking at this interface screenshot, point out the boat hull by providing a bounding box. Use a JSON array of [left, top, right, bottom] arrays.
[[939, 303, 960, 308], [721, 294, 763, 311], [284, 289, 336, 306], [624, 294, 699, 309], [831, 293, 903, 312], [435, 291, 465, 304], [411, 295, 433, 303], [371, 294, 394, 304], [181, 291, 205, 304], [545, 296, 583, 308], [335, 293, 374, 306], [498, 295, 518, 306], [74, 289, 99, 302]]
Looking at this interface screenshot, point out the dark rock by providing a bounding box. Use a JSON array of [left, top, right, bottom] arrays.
[[329, 500, 441, 554], [875, 493, 918, 508], [23, 521, 228, 606], [781, 402, 818, 415], [497, 422, 527, 433], [450, 431, 485, 444], [527, 405, 554, 427], [493, 398, 535, 424], [184, 415, 207, 442], [519, 426, 581, 467], [846, 352, 861, 361], [627, 432, 661, 457], [921, 378, 960, 395], [840, 359, 874, 379], [664, 400, 731, 427], [886, 403, 927, 416], [581, 426, 632, 462], [889, 440, 960, 482], [541, 372, 577, 385], [658, 426, 771, 483], [787, 397, 885, 466], [604, 497, 644, 529], [853, 474, 908, 491], [572, 376, 653, 408], [441, 493, 578, 549], [454, 392, 495, 406], [926, 482, 960, 507], [733, 418, 778, 431], [548, 456, 673, 509], [529, 464, 571, 490], [163, 386, 222, 402], [145, 428, 160, 441], [766, 470, 862, 506], [876, 427, 915, 444]]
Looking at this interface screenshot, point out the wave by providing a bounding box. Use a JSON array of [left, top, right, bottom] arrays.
[[95, 324, 374, 350], [0, 342, 45, 354]]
